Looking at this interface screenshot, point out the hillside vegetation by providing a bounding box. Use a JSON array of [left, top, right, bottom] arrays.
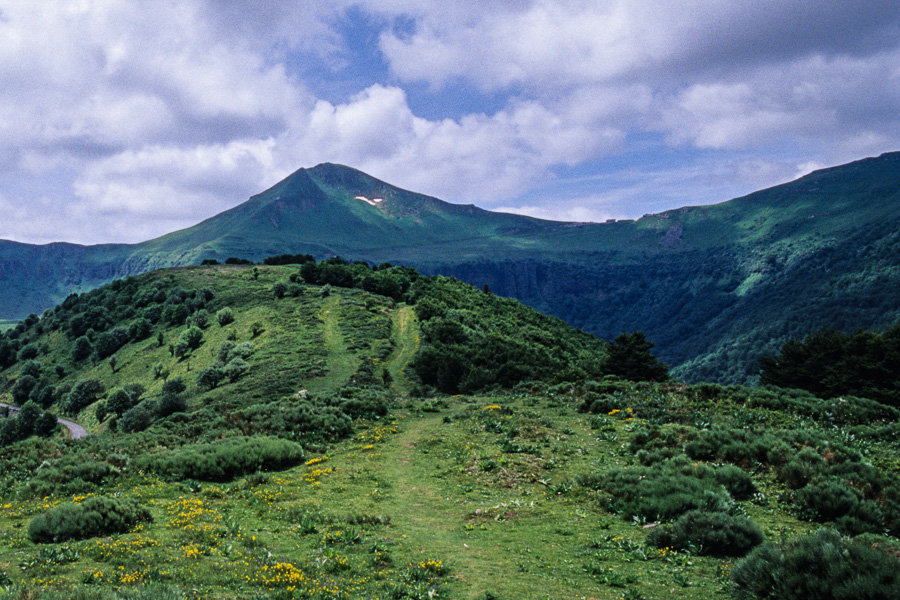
[[0, 265, 898, 599], [2, 153, 900, 384]]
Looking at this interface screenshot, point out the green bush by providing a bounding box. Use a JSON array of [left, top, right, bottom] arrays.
[[589, 466, 732, 522], [196, 363, 225, 390], [24, 457, 116, 498], [732, 529, 900, 600], [794, 478, 885, 535], [127, 317, 153, 341], [28, 496, 152, 543], [224, 357, 250, 382], [714, 465, 758, 500], [235, 401, 353, 443], [119, 400, 158, 432], [647, 510, 763, 557], [61, 379, 104, 416], [136, 436, 305, 482], [216, 307, 235, 326]]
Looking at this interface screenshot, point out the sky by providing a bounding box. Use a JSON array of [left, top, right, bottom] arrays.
[[2, 1, 900, 245]]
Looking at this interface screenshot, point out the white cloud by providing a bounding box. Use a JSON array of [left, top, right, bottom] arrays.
[[2, 1, 900, 244]]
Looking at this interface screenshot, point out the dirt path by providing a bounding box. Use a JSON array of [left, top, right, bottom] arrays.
[[378, 414, 501, 598], [0, 403, 87, 439], [383, 305, 419, 394]]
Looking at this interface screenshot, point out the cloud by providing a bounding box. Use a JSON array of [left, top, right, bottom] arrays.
[[2, 1, 900, 244]]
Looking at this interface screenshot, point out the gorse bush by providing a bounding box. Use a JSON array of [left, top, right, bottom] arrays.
[[135, 436, 305, 482], [646, 510, 763, 557], [28, 496, 152, 543], [732, 529, 900, 600], [582, 463, 733, 522], [234, 400, 354, 443], [24, 455, 116, 498], [794, 478, 887, 535]]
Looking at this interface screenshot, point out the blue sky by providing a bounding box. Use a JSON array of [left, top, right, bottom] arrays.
[[2, 1, 900, 244]]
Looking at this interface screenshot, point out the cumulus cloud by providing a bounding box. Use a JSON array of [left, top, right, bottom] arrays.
[[1, 1, 900, 244]]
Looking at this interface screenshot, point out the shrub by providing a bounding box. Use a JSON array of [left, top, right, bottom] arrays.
[[158, 392, 187, 417], [28, 496, 152, 543], [196, 363, 226, 390], [92, 326, 130, 360], [24, 456, 115, 498], [647, 510, 764, 557], [162, 377, 187, 396], [216, 307, 235, 326], [11, 374, 38, 404], [778, 447, 828, 489], [794, 478, 885, 534], [136, 436, 305, 482], [18, 343, 39, 360], [191, 309, 210, 329], [593, 467, 733, 522], [224, 357, 250, 382], [178, 326, 204, 351], [272, 281, 288, 298], [732, 529, 900, 600], [71, 335, 93, 361], [105, 385, 144, 417], [127, 317, 153, 341], [61, 379, 104, 415], [714, 465, 758, 500], [119, 400, 158, 433], [20, 359, 42, 379]]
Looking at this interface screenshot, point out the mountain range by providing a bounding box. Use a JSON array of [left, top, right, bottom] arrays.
[[3, 152, 900, 383]]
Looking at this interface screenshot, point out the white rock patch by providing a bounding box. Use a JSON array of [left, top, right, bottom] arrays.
[[355, 196, 384, 206]]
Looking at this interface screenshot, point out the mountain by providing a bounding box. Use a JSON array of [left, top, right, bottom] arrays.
[[3, 153, 900, 383]]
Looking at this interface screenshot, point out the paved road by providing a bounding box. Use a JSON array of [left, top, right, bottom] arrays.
[[0, 403, 88, 439]]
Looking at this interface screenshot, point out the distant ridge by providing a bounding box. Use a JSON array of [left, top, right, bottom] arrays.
[[2, 152, 900, 384]]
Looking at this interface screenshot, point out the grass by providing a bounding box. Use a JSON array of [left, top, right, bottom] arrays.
[[384, 306, 419, 394], [0, 388, 846, 599]]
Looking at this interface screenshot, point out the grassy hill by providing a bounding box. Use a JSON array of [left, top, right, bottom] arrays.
[[2, 153, 900, 384], [0, 266, 899, 599]]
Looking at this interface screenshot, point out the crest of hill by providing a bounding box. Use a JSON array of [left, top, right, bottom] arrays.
[[0, 262, 608, 444]]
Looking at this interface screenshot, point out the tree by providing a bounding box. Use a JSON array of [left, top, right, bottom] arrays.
[[604, 331, 669, 381], [127, 317, 152, 341], [224, 357, 250, 382], [196, 364, 226, 390], [179, 326, 204, 350], [216, 307, 235, 327], [191, 309, 210, 329], [161, 378, 186, 397], [71, 335, 92, 362], [61, 379, 104, 415], [11, 375, 37, 405]]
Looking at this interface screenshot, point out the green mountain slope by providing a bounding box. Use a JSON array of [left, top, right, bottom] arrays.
[[2, 153, 900, 383]]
